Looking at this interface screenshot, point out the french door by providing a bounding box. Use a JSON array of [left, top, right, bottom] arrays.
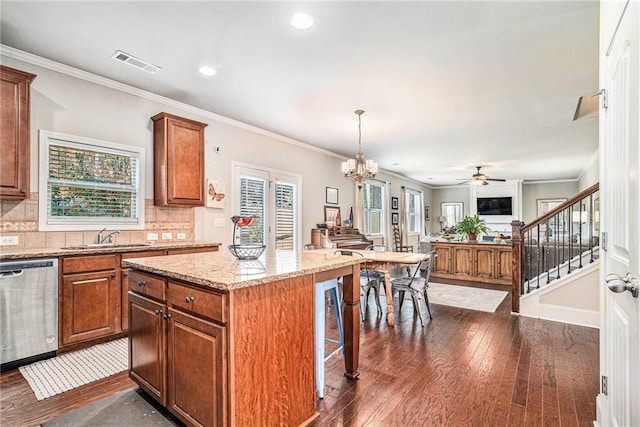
[[233, 164, 301, 251]]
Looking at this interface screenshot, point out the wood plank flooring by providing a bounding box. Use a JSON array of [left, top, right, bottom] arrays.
[[0, 281, 599, 427]]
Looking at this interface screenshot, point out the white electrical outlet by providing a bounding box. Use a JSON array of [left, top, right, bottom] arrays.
[[177, 233, 186, 240], [0, 235, 19, 246], [214, 218, 225, 227], [162, 232, 172, 240], [147, 233, 158, 241]]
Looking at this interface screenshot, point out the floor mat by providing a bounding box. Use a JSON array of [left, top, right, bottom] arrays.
[[19, 338, 127, 400]]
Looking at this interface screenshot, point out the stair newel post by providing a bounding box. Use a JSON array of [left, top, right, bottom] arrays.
[[511, 220, 525, 313]]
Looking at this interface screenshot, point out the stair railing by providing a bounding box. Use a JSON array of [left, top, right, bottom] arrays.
[[511, 183, 599, 312]]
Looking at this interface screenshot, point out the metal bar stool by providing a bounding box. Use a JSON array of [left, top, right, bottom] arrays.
[[314, 278, 344, 399]]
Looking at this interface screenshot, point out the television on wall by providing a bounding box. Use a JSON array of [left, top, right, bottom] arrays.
[[477, 197, 513, 215]]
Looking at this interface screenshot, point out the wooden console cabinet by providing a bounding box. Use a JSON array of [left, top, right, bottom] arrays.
[[152, 112, 207, 207], [1, 66, 36, 200], [431, 241, 512, 286]]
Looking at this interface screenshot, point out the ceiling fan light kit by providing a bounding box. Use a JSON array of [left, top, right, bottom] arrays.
[[459, 166, 506, 185]]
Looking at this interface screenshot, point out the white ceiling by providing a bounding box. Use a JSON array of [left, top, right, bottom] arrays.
[[0, 1, 600, 186]]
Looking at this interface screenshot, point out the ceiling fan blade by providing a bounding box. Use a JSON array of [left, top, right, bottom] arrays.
[[457, 181, 470, 185], [486, 178, 506, 182]]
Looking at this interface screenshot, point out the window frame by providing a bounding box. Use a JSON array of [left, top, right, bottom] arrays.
[[38, 130, 145, 231], [362, 180, 386, 237], [405, 188, 422, 236]]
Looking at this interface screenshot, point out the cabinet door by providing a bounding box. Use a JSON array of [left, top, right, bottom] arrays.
[[433, 245, 452, 274], [168, 308, 225, 427], [121, 250, 166, 330], [495, 248, 513, 282], [61, 270, 119, 344], [0, 66, 35, 199], [453, 247, 473, 276], [474, 247, 495, 279], [153, 113, 207, 207], [129, 292, 166, 405]]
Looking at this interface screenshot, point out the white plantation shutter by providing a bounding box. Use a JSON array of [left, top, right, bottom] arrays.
[[405, 188, 422, 234], [274, 181, 296, 250], [39, 131, 145, 231], [238, 176, 266, 244], [363, 180, 385, 235]]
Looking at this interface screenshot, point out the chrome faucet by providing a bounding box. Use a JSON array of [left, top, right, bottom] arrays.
[[97, 228, 120, 244]]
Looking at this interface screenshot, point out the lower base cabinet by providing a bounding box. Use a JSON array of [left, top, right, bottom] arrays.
[[431, 241, 512, 285], [129, 275, 226, 426]]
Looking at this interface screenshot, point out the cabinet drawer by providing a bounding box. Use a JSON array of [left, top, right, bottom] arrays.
[[166, 246, 218, 255], [129, 270, 166, 302], [121, 250, 165, 261], [63, 254, 118, 274], [167, 281, 226, 324]]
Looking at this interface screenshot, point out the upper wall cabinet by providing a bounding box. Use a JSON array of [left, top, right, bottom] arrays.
[[1, 66, 36, 200], [152, 112, 207, 207]]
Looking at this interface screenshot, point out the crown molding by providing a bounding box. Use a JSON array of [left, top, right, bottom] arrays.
[[522, 178, 579, 185]]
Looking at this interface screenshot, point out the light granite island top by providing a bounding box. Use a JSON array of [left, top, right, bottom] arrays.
[[125, 248, 362, 426], [122, 248, 363, 291]]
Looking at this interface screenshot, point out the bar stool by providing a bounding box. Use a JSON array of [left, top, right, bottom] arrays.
[[314, 278, 344, 399]]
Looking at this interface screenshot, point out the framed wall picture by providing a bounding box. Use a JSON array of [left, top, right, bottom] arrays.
[[425, 205, 430, 221], [391, 197, 398, 210], [326, 187, 338, 204], [324, 206, 340, 222], [391, 212, 399, 225], [206, 178, 227, 209]]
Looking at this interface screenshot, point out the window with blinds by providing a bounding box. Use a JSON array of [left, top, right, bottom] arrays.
[[238, 176, 266, 245], [274, 181, 296, 250], [363, 181, 385, 235], [405, 189, 422, 233], [39, 131, 145, 231]]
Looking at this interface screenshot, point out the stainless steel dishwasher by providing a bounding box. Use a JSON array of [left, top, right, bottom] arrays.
[[0, 258, 58, 371]]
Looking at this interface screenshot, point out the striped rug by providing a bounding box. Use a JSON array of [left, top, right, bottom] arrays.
[[19, 338, 128, 400]]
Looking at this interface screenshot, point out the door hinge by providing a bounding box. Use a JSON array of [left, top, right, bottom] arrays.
[[602, 231, 608, 252], [602, 375, 608, 395], [595, 88, 607, 111]]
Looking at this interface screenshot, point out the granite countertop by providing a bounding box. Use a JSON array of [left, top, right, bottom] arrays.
[[123, 249, 363, 292], [429, 239, 512, 246], [0, 242, 221, 260]]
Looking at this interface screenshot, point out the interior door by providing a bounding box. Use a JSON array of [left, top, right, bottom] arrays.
[[598, 1, 639, 425]]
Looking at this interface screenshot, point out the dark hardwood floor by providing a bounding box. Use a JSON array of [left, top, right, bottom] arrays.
[[0, 281, 599, 427]]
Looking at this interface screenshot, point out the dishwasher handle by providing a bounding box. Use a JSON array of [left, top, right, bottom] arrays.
[[0, 270, 25, 278]]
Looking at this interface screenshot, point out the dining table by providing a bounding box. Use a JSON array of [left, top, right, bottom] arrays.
[[313, 248, 431, 326]]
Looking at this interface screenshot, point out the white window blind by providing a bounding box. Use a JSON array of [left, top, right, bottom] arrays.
[[363, 180, 385, 235], [39, 131, 145, 231], [405, 188, 422, 234], [238, 176, 266, 245], [274, 181, 296, 250]]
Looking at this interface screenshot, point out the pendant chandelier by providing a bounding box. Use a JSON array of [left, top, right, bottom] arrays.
[[341, 110, 378, 187]]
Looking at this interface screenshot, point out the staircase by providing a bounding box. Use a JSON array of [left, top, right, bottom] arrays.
[[511, 183, 600, 327]]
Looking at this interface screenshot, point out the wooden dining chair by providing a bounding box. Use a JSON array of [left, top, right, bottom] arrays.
[[393, 225, 413, 252], [390, 251, 435, 326]]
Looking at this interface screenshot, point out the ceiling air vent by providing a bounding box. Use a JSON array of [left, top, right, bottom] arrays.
[[111, 50, 161, 74]]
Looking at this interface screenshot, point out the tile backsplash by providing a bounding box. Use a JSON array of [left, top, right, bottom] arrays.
[[0, 194, 195, 248]]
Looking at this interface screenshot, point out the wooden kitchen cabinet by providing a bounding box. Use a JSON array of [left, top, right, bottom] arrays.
[[152, 112, 207, 207], [0, 66, 36, 200], [121, 250, 165, 331], [61, 255, 120, 345], [129, 272, 227, 426], [431, 241, 512, 286]]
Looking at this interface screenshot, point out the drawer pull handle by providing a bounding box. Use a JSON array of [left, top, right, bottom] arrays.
[[20, 189, 26, 194], [163, 313, 172, 320], [185, 296, 194, 303], [154, 309, 162, 316], [137, 281, 146, 287]]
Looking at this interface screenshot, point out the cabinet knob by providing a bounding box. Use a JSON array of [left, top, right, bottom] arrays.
[[20, 189, 26, 194], [154, 309, 162, 316], [137, 281, 146, 287], [163, 313, 172, 320], [185, 296, 194, 303]]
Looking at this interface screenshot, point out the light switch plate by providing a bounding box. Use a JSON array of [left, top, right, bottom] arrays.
[[0, 235, 19, 246], [147, 233, 158, 241], [162, 232, 172, 240], [214, 218, 225, 227], [177, 233, 186, 240]]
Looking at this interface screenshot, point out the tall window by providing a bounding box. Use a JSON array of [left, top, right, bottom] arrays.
[[38, 131, 145, 231], [363, 180, 385, 235], [234, 164, 300, 251], [405, 188, 422, 234]]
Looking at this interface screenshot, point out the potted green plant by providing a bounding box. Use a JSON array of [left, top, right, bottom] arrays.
[[456, 214, 488, 241]]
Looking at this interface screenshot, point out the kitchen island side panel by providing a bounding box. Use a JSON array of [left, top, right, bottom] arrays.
[[228, 274, 316, 426]]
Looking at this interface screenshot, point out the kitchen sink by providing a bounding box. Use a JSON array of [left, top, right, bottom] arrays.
[[62, 243, 151, 250]]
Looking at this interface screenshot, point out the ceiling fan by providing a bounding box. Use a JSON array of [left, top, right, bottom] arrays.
[[457, 166, 506, 185]]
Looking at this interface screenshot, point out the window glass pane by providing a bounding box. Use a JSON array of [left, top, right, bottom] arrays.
[[239, 177, 265, 244], [275, 181, 296, 250], [405, 190, 422, 233], [363, 181, 385, 234], [49, 186, 132, 217]]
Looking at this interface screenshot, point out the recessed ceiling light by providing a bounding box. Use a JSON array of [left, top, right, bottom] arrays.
[[199, 66, 217, 76], [290, 13, 313, 30], [392, 162, 400, 166]]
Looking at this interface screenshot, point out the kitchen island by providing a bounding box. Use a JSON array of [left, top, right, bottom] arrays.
[[123, 249, 362, 427]]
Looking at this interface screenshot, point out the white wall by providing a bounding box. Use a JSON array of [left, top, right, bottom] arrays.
[[578, 150, 599, 190], [521, 180, 579, 223], [3, 53, 431, 248], [430, 186, 470, 233]]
